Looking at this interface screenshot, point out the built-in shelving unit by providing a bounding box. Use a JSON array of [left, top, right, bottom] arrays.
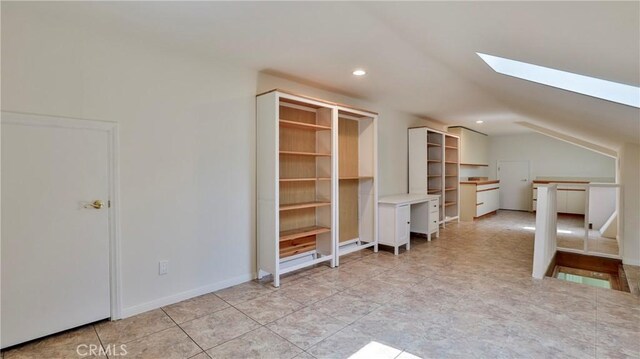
[[257, 90, 379, 286], [408, 127, 460, 225], [335, 108, 378, 265], [257, 90, 336, 287]]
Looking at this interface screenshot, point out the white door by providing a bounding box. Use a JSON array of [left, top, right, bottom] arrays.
[[2, 114, 112, 348], [497, 160, 530, 211]]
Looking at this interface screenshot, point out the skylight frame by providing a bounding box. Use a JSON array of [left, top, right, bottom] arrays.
[[477, 53, 640, 108]]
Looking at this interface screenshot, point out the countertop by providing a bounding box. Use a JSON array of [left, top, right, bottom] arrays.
[[460, 180, 500, 185], [379, 193, 440, 205]]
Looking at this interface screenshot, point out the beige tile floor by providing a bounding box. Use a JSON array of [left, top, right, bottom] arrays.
[[3, 210, 639, 359]]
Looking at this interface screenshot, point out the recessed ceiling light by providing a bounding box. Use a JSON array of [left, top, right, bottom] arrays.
[[476, 120, 484, 124], [352, 69, 366, 76], [477, 52, 640, 108]]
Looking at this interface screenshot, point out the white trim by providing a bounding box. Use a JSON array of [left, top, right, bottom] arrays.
[[279, 250, 317, 263], [279, 92, 335, 110], [339, 238, 360, 246], [336, 106, 377, 118], [120, 273, 253, 318], [1, 111, 123, 320], [280, 256, 332, 274], [339, 242, 376, 256]]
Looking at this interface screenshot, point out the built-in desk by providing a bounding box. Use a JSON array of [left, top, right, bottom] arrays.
[[378, 194, 440, 255]]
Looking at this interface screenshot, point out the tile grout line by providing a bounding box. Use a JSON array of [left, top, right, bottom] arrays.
[[91, 325, 109, 359], [160, 307, 209, 357], [224, 293, 310, 352], [94, 317, 176, 348]]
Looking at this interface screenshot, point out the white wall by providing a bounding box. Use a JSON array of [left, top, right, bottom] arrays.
[[1, 6, 438, 317], [488, 133, 616, 181], [619, 143, 640, 265], [2, 6, 259, 315], [460, 166, 489, 179]]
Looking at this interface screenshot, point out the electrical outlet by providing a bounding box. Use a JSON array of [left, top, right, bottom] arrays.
[[159, 260, 169, 275]]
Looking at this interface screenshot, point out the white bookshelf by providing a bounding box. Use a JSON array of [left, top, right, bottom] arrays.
[[335, 107, 378, 265], [257, 90, 379, 286], [409, 127, 460, 225]]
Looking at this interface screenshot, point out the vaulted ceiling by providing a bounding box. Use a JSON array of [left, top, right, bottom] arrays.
[[6, 1, 639, 150]]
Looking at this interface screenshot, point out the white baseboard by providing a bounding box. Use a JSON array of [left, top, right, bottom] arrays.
[[623, 257, 640, 266], [119, 273, 254, 319]]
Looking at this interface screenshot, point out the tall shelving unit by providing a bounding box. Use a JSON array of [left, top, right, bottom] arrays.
[[257, 91, 336, 287], [444, 134, 460, 222], [409, 127, 460, 225], [335, 107, 378, 266], [257, 90, 378, 286]]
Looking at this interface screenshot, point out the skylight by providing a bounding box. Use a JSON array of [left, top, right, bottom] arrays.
[[477, 53, 640, 108]]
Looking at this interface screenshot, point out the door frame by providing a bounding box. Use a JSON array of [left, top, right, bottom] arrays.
[[1, 111, 123, 320], [496, 160, 531, 211]]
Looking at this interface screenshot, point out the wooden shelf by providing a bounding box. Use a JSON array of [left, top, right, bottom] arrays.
[[428, 189, 442, 193], [339, 176, 373, 180], [279, 120, 331, 131], [445, 187, 458, 191], [444, 201, 457, 206], [280, 226, 330, 242], [427, 142, 441, 147], [280, 178, 316, 182], [445, 161, 458, 164], [280, 151, 331, 157], [280, 201, 331, 211], [445, 146, 458, 149]]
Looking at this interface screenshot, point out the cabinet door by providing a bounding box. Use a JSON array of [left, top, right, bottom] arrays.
[[460, 129, 488, 165], [566, 190, 586, 214], [377, 205, 396, 246], [490, 189, 500, 212], [476, 191, 488, 217], [397, 205, 410, 246]]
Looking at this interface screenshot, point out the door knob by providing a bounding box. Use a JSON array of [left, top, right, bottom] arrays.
[[86, 200, 104, 209]]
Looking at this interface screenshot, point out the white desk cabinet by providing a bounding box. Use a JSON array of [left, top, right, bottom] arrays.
[[379, 194, 440, 255], [379, 204, 410, 255]]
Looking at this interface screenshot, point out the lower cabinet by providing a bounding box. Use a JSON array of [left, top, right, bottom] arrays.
[[379, 204, 410, 255], [532, 184, 586, 215], [460, 182, 499, 221]]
